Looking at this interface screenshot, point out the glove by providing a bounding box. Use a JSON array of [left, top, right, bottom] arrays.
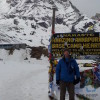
[[56, 80, 60, 85], [73, 77, 80, 85]]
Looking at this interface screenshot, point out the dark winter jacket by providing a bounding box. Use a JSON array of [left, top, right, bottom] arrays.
[[56, 57, 80, 82]]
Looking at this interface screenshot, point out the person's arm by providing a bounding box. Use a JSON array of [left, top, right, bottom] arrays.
[[56, 60, 61, 85], [74, 60, 80, 78], [73, 59, 80, 85]]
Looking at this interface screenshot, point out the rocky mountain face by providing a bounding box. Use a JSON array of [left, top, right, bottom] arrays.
[[92, 13, 100, 21], [0, 0, 100, 47]]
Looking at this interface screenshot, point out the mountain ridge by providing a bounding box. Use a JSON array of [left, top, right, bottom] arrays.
[[0, 0, 100, 47]]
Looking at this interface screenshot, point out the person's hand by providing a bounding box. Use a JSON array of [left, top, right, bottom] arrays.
[[73, 77, 80, 85], [56, 80, 60, 85]]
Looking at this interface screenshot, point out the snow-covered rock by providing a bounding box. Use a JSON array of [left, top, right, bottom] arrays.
[[0, 0, 100, 47]]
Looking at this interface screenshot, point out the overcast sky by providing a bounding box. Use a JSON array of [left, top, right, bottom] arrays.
[[70, 0, 100, 18]]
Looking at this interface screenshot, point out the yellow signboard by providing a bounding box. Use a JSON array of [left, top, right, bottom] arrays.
[[51, 33, 100, 57]]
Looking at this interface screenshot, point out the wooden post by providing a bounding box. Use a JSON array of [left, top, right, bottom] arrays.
[[52, 7, 56, 35], [49, 7, 56, 83]]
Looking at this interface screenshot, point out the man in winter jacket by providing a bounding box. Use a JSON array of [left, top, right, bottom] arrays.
[[56, 49, 80, 100]]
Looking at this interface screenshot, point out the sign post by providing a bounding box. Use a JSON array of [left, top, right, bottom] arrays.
[[52, 7, 56, 35], [48, 7, 56, 99]]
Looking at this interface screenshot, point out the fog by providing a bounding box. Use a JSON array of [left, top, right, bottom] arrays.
[[71, 0, 100, 17]]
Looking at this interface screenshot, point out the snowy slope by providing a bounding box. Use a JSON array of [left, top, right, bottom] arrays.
[[0, 0, 10, 18], [0, 0, 100, 47], [0, 49, 50, 100], [0, 18, 51, 46], [6, 0, 100, 32]]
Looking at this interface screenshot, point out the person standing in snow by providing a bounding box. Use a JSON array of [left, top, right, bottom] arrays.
[[56, 49, 80, 100]]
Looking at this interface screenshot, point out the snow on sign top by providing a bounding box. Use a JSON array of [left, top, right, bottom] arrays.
[[51, 32, 100, 58]]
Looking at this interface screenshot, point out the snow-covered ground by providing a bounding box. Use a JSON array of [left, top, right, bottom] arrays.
[[0, 49, 50, 100], [0, 49, 100, 100], [0, 0, 9, 12]]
